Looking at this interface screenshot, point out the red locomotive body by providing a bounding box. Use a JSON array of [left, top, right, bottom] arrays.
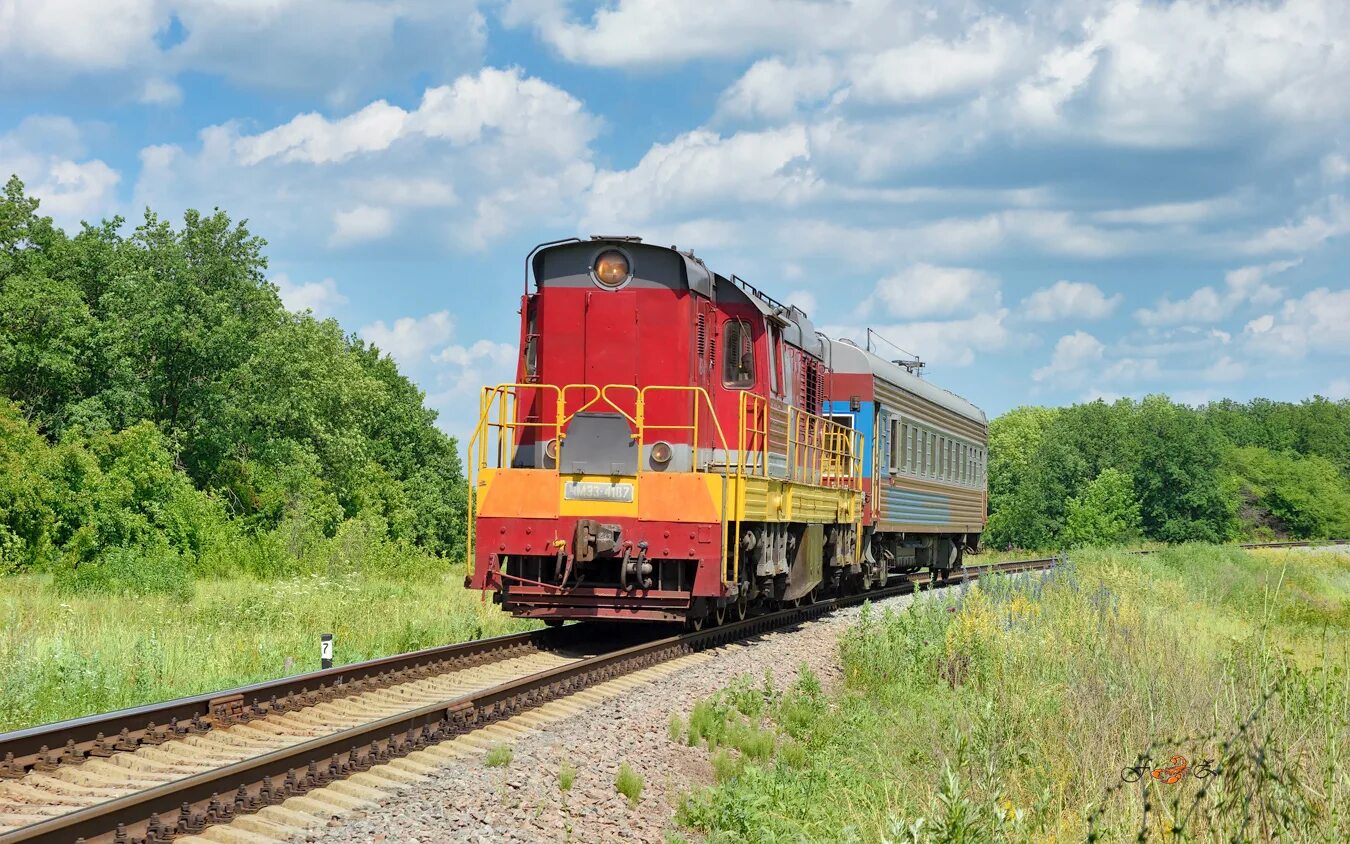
[[466, 237, 986, 627]]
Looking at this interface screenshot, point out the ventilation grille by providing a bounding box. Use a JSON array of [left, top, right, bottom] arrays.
[[696, 313, 706, 359]]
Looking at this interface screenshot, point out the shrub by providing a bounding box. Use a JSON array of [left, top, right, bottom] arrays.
[[615, 763, 643, 806], [484, 744, 513, 767]]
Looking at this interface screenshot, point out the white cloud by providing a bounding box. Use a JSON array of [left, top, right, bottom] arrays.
[[1032, 331, 1105, 384], [134, 67, 598, 253], [1324, 154, 1350, 181], [1242, 287, 1350, 359], [1243, 196, 1350, 254], [717, 57, 838, 121], [1020, 280, 1121, 322], [431, 339, 520, 396], [1201, 355, 1244, 382], [330, 205, 394, 245], [359, 310, 454, 365], [503, 0, 914, 68], [823, 309, 1013, 368], [1245, 314, 1274, 334], [1013, 0, 1350, 147], [140, 77, 184, 106], [1325, 378, 1350, 400], [0, 1, 487, 103], [272, 274, 348, 317], [1092, 197, 1238, 226], [785, 289, 817, 315], [584, 126, 819, 229], [845, 17, 1028, 106], [1135, 259, 1300, 325], [0, 0, 163, 72], [0, 116, 120, 227], [862, 264, 1000, 319]]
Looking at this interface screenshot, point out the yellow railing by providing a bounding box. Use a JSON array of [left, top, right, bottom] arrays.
[[468, 382, 863, 586]]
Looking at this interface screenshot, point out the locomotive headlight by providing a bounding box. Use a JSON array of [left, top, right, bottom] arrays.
[[650, 441, 673, 465], [544, 438, 559, 461], [592, 250, 631, 288]]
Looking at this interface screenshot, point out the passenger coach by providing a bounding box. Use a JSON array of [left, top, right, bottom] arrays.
[[465, 237, 987, 627]]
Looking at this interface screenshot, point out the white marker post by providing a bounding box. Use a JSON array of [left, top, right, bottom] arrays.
[[320, 633, 334, 670]]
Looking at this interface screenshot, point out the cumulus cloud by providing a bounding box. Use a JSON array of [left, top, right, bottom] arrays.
[[823, 309, 1013, 368], [1032, 331, 1105, 384], [272, 274, 348, 317], [134, 67, 598, 254], [359, 310, 455, 365], [717, 57, 838, 121], [0, 0, 486, 103], [431, 339, 520, 397], [1135, 260, 1300, 325], [0, 116, 120, 227], [1242, 287, 1350, 359], [1020, 280, 1121, 322], [502, 0, 915, 68], [330, 205, 394, 245], [1243, 196, 1350, 254], [1325, 378, 1350, 400], [861, 264, 1001, 319], [583, 126, 819, 230]]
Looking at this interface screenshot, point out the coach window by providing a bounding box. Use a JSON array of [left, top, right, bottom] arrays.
[[723, 320, 755, 388], [889, 419, 900, 472]]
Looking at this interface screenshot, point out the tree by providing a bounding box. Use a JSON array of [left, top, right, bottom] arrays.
[[1062, 468, 1143, 546]]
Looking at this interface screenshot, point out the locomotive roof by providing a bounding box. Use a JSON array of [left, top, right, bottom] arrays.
[[714, 274, 827, 359], [826, 338, 987, 424]]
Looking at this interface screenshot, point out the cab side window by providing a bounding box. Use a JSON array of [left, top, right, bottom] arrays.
[[722, 319, 755, 388]]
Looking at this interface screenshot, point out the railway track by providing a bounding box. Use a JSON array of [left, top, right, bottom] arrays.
[[0, 558, 1054, 844], [1, 539, 1341, 843]]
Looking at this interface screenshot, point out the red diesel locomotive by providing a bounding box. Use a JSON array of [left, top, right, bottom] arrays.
[[466, 237, 988, 626]]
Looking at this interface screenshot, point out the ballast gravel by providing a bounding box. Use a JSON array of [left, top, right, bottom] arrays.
[[298, 592, 920, 844]]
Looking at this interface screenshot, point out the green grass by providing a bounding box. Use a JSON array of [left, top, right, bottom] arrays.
[[615, 762, 644, 806], [674, 545, 1350, 842], [485, 744, 513, 767], [558, 760, 577, 792], [0, 563, 536, 731]]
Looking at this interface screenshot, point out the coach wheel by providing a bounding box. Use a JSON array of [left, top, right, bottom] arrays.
[[713, 603, 726, 627], [806, 586, 819, 605], [733, 590, 748, 621]]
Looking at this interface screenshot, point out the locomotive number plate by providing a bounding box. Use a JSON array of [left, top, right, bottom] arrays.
[[564, 481, 634, 503]]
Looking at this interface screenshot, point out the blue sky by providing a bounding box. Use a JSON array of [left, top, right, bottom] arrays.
[[3, 0, 1348, 443]]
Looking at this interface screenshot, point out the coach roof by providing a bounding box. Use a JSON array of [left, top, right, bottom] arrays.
[[826, 338, 986, 424]]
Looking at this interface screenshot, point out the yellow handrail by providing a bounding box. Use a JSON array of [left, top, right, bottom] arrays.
[[467, 381, 865, 586]]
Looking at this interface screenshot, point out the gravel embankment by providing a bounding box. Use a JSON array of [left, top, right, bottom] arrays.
[[300, 593, 919, 844]]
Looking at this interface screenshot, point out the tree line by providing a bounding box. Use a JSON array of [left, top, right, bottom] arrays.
[[0, 177, 464, 587], [986, 394, 1350, 549], [2, 176, 1346, 589]]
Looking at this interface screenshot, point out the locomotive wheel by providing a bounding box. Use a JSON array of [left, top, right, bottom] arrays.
[[685, 613, 704, 632], [733, 590, 749, 621], [544, 619, 565, 628], [713, 603, 727, 626]]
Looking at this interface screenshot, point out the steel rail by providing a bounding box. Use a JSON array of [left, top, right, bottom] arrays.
[[0, 625, 605, 777], [1, 558, 1054, 844]]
